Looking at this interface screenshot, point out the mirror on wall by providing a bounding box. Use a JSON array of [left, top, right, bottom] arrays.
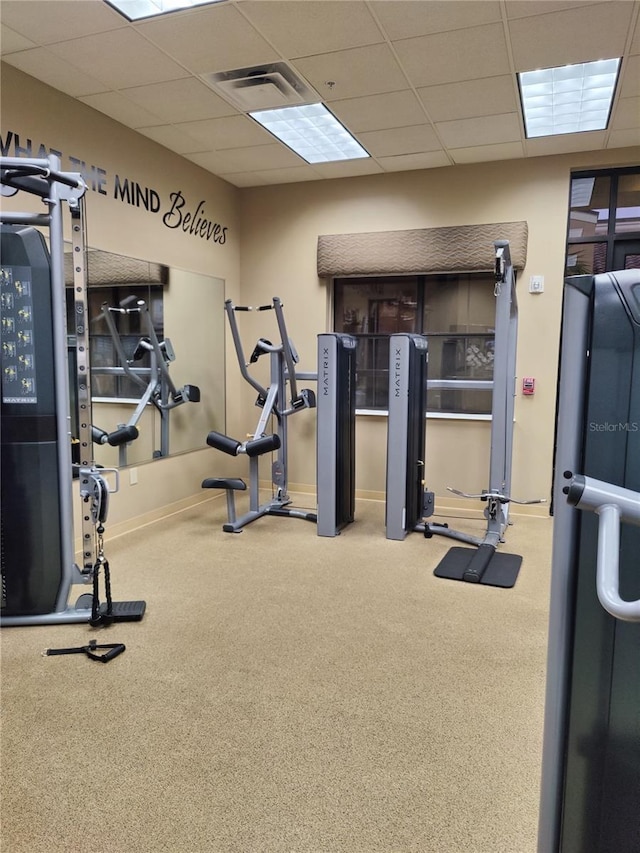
[[65, 247, 225, 468]]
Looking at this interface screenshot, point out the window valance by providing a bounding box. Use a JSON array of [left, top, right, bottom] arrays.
[[65, 248, 168, 287], [317, 221, 528, 278]]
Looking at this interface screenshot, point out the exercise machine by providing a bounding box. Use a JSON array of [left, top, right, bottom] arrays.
[[0, 154, 145, 626], [93, 295, 200, 465], [202, 298, 357, 535], [202, 297, 317, 531], [538, 269, 640, 853], [385, 240, 542, 588]]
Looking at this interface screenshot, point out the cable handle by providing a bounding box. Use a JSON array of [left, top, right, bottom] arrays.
[[45, 640, 126, 663]]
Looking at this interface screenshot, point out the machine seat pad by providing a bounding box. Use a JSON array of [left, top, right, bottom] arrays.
[[201, 477, 247, 491]]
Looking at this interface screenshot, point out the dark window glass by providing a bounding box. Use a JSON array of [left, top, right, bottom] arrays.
[[427, 334, 493, 415], [565, 243, 607, 277], [568, 175, 610, 238], [615, 173, 640, 234], [335, 274, 495, 413]]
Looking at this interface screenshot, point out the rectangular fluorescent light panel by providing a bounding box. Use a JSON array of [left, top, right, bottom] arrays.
[[249, 104, 370, 164], [106, 0, 222, 21], [519, 58, 620, 138]]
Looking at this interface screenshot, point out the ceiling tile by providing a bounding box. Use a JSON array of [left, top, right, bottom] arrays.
[[183, 149, 242, 173], [249, 166, 322, 185], [611, 97, 640, 130], [619, 55, 640, 98], [436, 114, 522, 149], [174, 115, 272, 150], [120, 78, 236, 123], [417, 76, 518, 123], [377, 151, 452, 172], [525, 131, 607, 157], [136, 3, 279, 75], [330, 90, 427, 133], [451, 142, 525, 165], [631, 14, 640, 54], [131, 125, 205, 155], [3, 47, 109, 97], [0, 25, 37, 54], [239, 1, 384, 57], [606, 128, 640, 149], [358, 125, 443, 157], [201, 143, 304, 173], [222, 172, 270, 188], [371, 0, 501, 40], [293, 44, 408, 102], [79, 91, 165, 128], [47, 29, 189, 89], [509, 3, 634, 71], [2, 0, 639, 188], [309, 158, 384, 179], [0, 0, 125, 44], [393, 24, 511, 88], [505, 1, 604, 19]]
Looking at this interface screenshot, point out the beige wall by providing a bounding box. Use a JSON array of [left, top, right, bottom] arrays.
[[2, 63, 638, 528], [239, 147, 639, 508]]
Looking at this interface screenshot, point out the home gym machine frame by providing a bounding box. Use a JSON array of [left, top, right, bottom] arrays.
[[385, 239, 542, 587], [202, 297, 357, 536], [0, 154, 145, 626]]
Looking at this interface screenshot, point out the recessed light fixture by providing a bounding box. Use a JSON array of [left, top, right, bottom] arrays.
[[518, 58, 621, 138], [249, 104, 370, 164], [106, 0, 222, 21]]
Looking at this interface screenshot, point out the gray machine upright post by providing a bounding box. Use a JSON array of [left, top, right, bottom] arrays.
[[485, 238, 518, 543], [316, 332, 357, 537], [385, 333, 428, 541], [537, 280, 592, 853]]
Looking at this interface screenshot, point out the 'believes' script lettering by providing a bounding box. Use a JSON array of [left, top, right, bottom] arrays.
[[162, 190, 227, 244]]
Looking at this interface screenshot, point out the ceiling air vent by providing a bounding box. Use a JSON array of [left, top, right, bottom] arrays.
[[202, 62, 319, 112]]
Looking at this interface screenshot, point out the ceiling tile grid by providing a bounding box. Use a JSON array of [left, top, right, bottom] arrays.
[[0, 0, 638, 187]]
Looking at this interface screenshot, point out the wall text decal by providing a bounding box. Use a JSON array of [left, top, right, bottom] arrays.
[[1, 132, 228, 246]]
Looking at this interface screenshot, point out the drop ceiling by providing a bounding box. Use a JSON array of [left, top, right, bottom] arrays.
[[1, 0, 638, 188]]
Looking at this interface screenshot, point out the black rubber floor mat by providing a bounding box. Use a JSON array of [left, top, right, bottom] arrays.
[[433, 547, 522, 588]]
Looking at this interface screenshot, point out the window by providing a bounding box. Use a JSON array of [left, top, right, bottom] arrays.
[[334, 274, 497, 414], [566, 167, 640, 275]]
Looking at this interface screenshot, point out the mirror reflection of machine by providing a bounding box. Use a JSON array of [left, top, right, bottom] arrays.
[[94, 295, 200, 466], [63, 248, 226, 467]]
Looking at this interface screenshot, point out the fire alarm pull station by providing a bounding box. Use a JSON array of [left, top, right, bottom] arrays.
[[523, 377, 535, 395]]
